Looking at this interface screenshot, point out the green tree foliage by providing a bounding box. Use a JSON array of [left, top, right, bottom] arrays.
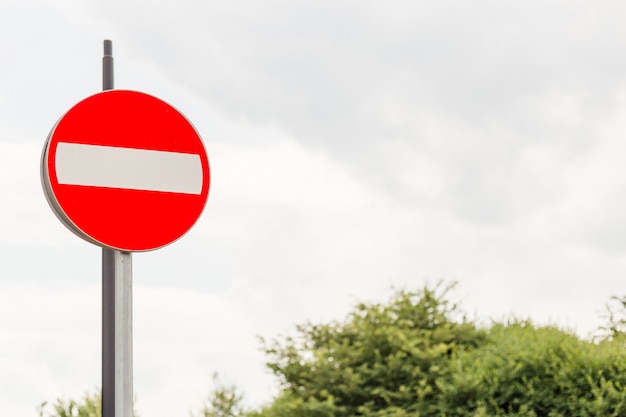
[[193, 373, 246, 417], [37, 390, 101, 417], [37, 390, 139, 417], [251, 283, 486, 417], [251, 283, 626, 417], [598, 295, 626, 341], [441, 322, 626, 416], [37, 375, 244, 417]]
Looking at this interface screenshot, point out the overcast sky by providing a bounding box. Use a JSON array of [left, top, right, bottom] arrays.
[[2, 0, 626, 416]]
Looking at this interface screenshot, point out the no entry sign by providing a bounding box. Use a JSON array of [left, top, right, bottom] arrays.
[[41, 90, 210, 252]]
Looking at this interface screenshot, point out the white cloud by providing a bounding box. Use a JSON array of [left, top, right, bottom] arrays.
[[0, 137, 72, 246]]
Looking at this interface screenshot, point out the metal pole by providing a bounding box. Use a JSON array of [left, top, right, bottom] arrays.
[[102, 39, 134, 417]]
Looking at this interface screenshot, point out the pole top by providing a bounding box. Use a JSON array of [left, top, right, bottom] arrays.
[[104, 40, 113, 56]]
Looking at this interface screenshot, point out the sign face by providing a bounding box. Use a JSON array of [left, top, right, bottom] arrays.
[[41, 90, 210, 252]]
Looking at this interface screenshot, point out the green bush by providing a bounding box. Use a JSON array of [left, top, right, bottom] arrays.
[[253, 285, 626, 417], [254, 283, 486, 417], [37, 390, 101, 417], [439, 322, 626, 416]]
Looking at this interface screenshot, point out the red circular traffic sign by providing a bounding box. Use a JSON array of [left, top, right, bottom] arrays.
[[41, 90, 210, 252]]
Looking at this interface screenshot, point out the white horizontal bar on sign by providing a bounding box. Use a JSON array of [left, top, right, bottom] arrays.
[[55, 142, 203, 195]]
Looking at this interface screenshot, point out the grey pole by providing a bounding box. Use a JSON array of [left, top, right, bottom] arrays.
[[102, 39, 134, 417]]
